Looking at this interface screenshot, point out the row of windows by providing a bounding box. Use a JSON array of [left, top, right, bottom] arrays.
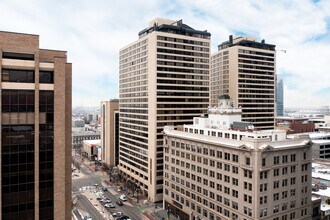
[[2, 69, 54, 83]]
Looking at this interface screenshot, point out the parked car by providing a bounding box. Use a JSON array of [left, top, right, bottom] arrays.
[[105, 203, 115, 208], [112, 212, 123, 217], [102, 187, 108, 191], [116, 216, 131, 220], [84, 215, 92, 220], [100, 198, 108, 203], [119, 194, 127, 201], [105, 199, 111, 203], [116, 199, 123, 206]]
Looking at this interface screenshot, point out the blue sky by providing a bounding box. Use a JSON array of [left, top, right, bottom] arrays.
[[0, 0, 330, 108]]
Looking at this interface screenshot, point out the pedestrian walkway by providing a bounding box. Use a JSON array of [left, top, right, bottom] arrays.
[[73, 154, 175, 220]]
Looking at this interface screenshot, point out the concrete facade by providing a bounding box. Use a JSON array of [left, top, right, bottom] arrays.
[[0, 31, 71, 220], [119, 18, 210, 202], [163, 98, 312, 220], [100, 99, 119, 167], [210, 36, 276, 130]]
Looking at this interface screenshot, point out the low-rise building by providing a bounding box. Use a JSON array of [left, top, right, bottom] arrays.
[[290, 132, 330, 160], [82, 139, 101, 160], [276, 116, 316, 134], [163, 97, 312, 220], [72, 130, 100, 148]]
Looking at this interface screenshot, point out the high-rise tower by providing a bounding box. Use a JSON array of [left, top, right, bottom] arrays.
[[210, 36, 276, 130], [100, 99, 119, 167], [276, 76, 284, 116], [0, 31, 72, 220], [119, 18, 210, 202]]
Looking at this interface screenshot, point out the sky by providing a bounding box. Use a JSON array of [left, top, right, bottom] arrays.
[[0, 0, 330, 108]]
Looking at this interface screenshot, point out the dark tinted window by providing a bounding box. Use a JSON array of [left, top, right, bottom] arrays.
[[2, 52, 34, 61], [1, 90, 35, 113], [39, 71, 54, 84], [39, 90, 54, 220], [2, 69, 34, 83]]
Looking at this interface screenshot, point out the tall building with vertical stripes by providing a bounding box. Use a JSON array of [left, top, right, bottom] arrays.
[[276, 76, 284, 117], [210, 36, 276, 130], [0, 31, 71, 220], [119, 18, 210, 202]]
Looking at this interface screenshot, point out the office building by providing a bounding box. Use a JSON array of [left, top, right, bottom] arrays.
[[210, 35, 276, 130], [276, 76, 284, 116], [164, 96, 312, 220], [0, 31, 71, 220], [100, 99, 119, 168], [119, 18, 210, 202]]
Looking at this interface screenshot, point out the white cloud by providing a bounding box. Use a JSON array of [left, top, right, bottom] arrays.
[[0, 0, 329, 107]]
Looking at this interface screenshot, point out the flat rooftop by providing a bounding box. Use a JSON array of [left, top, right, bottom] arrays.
[[164, 127, 309, 150]]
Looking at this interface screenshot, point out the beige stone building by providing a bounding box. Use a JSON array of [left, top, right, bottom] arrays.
[[119, 18, 210, 202], [210, 36, 276, 130], [163, 97, 312, 220], [0, 31, 71, 220], [100, 99, 119, 167]]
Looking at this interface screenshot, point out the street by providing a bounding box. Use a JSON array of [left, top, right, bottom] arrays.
[[72, 153, 144, 220]]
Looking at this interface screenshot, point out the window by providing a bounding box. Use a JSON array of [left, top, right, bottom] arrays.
[[2, 69, 34, 83], [232, 154, 239, 162], [244, 170, 252, 178], [282, 191, 287, 199], [260, 171, 268, 179], [245, 157, 251, 165], [232, 166, 239, 174], [39, 71, 54, 83], [232, 189, 238, 198], [244, 182, 252, 191], [282, 155, 288, 163], [274, 156, 279, 165], [2, 51, 34, 60], [262, 158, 266, 166], [232, 201, 238, 210]]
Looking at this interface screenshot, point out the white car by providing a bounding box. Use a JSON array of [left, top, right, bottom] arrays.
[[119, 194, 127, 201], [104, 203, 115, 208], [112, 212, 123, 217], [84, 215, 92, 220]]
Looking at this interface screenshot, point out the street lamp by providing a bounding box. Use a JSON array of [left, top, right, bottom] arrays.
[[136, 188, 139, 203]]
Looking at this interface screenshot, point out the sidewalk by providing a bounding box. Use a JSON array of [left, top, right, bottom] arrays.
[[74, 154, 175, 220]]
